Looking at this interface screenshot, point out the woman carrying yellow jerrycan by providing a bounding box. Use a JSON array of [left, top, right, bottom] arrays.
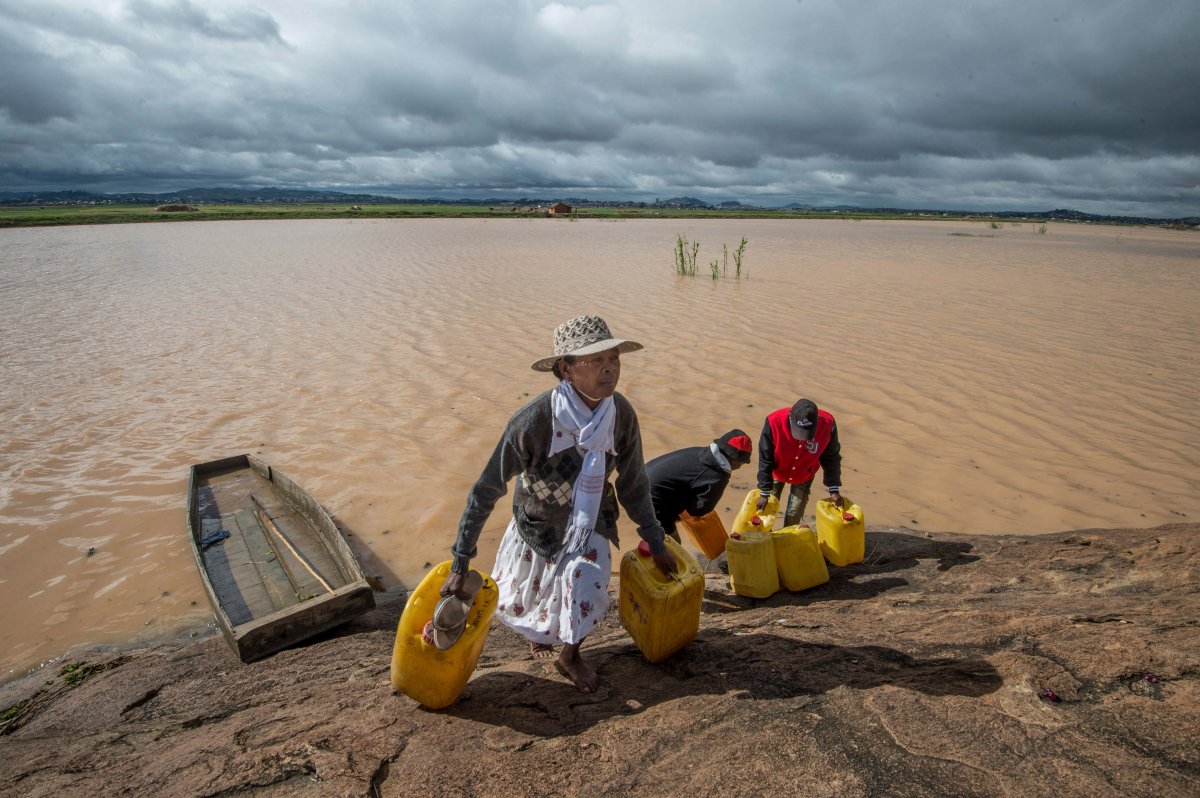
[[434, 315, 677, 696]]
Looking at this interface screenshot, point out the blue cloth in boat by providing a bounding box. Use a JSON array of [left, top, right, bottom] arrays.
[[200, 529, 231, 548]]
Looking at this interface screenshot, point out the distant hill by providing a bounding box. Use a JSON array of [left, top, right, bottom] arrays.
[[0, 187, 1193, 226], [0, 187, 403, 205], [654, 196, 710, 208]]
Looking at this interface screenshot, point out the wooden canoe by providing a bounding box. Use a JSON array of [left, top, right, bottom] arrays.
[[187, 454, 375, 662]]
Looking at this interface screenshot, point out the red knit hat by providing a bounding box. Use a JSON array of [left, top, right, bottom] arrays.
[[715, 429, 753, 464]]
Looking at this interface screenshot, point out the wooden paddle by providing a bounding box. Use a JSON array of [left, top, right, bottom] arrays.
[[250, 494, 333, 593]]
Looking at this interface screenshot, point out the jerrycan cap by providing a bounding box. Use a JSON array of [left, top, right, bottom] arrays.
[[750, 515, 762, 526], [842, 511, 855, 522], [637, 540, 651, 557]]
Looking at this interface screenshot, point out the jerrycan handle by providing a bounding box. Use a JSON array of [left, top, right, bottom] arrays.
[[637, 539, 677, 579]]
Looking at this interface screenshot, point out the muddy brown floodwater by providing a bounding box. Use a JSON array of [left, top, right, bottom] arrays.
[[1, 217, 1197, 680]]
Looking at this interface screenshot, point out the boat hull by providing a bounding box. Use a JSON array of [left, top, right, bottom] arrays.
[[187, 454, 375, 662]]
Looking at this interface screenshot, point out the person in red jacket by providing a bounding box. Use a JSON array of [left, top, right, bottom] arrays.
[[755, 398, 844, 526]]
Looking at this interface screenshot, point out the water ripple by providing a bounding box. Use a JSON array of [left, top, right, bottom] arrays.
[[1, 218, 1198, 679]]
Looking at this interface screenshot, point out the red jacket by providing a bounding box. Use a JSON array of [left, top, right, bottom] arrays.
[[757, 407, 842, 489]]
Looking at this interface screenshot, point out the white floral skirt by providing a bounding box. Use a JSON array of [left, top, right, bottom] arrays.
[[491, 517, 612, 646]]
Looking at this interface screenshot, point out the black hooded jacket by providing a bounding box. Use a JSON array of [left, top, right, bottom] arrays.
[[644, 445, 734, 535]]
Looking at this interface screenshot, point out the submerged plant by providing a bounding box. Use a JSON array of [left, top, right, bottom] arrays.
[[673, 234, 699, 276], [734, 236, 748, 279], [673, 234, 748, 280]]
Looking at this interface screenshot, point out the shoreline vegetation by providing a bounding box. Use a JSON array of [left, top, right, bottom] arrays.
[[1, 202, 1197, 229]]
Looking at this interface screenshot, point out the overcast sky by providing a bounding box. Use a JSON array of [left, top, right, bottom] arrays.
[[2, 1, 1197, 216]]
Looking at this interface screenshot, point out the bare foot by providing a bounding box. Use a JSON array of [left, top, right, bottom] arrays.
[[530, 642, 556, 660], [554, 652, 599, 694]]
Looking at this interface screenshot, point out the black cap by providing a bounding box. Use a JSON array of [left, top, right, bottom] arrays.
[[789, 399, 818, 441], [715, 429, 753, 464]]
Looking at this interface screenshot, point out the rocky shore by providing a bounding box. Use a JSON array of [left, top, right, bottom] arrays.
[[2, 523, 1197, 797]]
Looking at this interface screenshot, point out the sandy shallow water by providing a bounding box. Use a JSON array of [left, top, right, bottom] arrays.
[[1, 217, 1197, 680]]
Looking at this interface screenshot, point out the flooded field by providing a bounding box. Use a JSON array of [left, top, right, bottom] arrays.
[[1, 217, 1197, 679]]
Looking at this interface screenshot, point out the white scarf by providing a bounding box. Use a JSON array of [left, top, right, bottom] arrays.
[[550, 380, 616, 553]]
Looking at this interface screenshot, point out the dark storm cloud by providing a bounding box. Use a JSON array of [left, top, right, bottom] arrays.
[[0, 0, 1196, 217], [0, 29, 78, 124]]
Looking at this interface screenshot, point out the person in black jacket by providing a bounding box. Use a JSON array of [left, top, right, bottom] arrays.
[[645, 429, 754, 541]]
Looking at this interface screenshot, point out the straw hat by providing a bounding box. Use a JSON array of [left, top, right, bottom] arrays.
[[530, 315, 644, 372]]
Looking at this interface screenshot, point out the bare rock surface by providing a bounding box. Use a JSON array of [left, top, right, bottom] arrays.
[[1, 524, 1197, 797]]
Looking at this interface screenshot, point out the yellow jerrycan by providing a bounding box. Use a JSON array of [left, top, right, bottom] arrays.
[[731, 488, 780, 534], [816, 497, 865, 566], [391, 561, 498, 710], [678, 509, 729, 560], [619, 537, 704, 663], [772, 524, 830, 591], [726, 530, 779, 598]]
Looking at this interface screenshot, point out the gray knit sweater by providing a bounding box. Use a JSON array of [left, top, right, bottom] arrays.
[[450, 389, 667, 573]]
